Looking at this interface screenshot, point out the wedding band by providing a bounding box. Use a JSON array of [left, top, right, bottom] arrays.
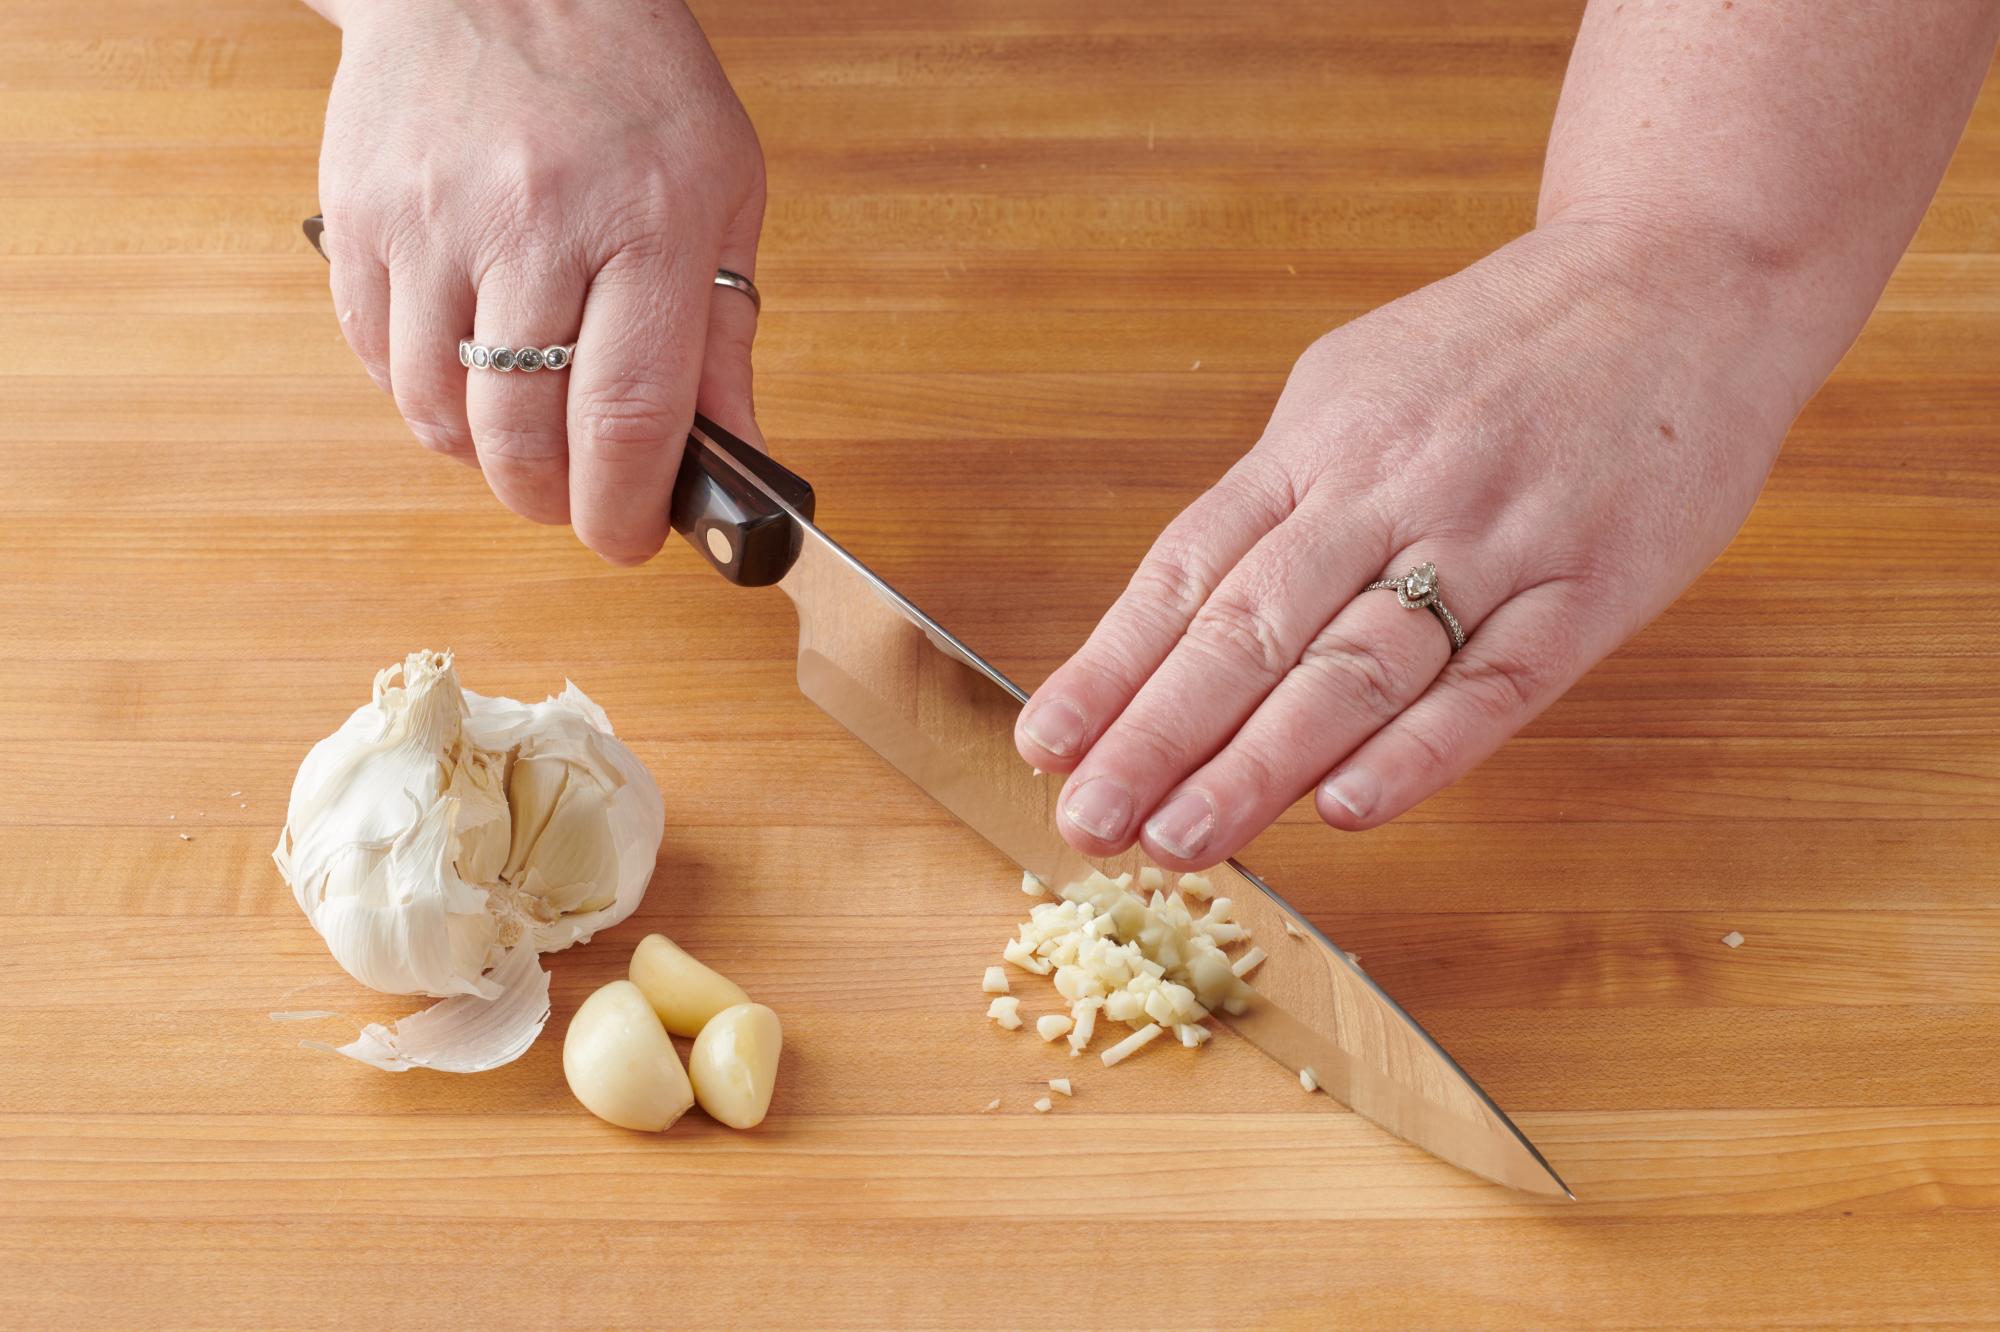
[[1365, 561, 1466, 652], [459, 341, 573, 373], [714, 268, 761, 313]]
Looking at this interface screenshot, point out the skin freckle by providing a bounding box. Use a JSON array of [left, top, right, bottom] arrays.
[[1658, 421, 1678, 441]]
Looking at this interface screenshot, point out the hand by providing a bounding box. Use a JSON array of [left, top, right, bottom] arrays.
[[1015, 220, 1799, 866], [316, 0, 765, 563]]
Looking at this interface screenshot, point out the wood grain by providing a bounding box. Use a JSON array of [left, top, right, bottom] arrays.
[[2, 2, 1997, 1327]]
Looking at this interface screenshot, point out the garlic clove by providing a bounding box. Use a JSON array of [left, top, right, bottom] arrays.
[[446, 742, 512, 888], [628, 934, 751, 1038], [562, 980, 694, 1132], [688, 1002, 783, 1130], [504, 760, 619, 916]]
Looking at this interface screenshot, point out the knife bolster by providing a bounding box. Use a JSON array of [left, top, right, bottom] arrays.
[[671, 416, 815, 587]]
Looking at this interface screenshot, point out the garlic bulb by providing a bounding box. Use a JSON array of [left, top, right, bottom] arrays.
[[275, 650, 664, 1072]]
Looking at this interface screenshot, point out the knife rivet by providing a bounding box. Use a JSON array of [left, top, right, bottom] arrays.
[[704, 527, 734, 564]]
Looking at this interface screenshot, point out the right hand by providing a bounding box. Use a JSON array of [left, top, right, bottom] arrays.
[[316, 0, 766, 564]]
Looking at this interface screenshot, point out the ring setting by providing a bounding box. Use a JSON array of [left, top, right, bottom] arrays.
[[1366, 561, 1466, 652], [460, 340, 574, 373]]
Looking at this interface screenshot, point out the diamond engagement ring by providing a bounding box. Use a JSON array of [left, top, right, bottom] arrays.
[[1365, 561, 1466, 652], [460, 341, 573, 373]]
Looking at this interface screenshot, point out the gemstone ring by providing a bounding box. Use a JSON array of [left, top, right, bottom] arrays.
[[459, 340, 574, 373], [1363, 561, 1466, 652]]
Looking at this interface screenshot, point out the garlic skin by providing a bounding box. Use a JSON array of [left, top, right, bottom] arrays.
[[563, 981, 695, 1132], [688, 1002, 783, 1130], [275, 651, 664, 1071]]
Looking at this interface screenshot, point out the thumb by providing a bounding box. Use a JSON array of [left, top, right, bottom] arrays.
[[696, 187, 766, 450]]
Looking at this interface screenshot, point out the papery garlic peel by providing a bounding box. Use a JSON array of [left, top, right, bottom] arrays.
[[275, 650, 664, 1072]]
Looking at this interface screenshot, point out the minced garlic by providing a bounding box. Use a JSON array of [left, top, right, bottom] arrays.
[[987, 867, 1259, 1072], [1101, 1022, 1163, 1067]]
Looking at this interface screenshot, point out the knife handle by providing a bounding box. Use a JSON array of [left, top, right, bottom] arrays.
[[674, 417, 814, 587], [301, 215, 813, 586]]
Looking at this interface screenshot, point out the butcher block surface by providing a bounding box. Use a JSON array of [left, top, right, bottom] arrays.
[[3, 2, 1998, 1327]]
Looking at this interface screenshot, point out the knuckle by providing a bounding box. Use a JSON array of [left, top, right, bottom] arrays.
[[1129, 545, 1215, 626], [1189, 592, 1293, 681], [1299, 628, 1421, 721], [1102, 707, 1190, 772], [1400, 715, 1458, 784], [405, 416, 472, 457], [472, 419, 567, 468], [572, 381, 686, 460], [491, 145, 574, 216], [1447, 647, 1550, 724], [1222, 741, 1286, 809]]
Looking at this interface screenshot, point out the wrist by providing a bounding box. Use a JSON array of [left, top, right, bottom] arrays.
[[1517, 211, 1821, 440]]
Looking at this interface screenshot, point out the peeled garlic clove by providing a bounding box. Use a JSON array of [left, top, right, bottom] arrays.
[[629, 933, 750, 1038], [688, 1002, 782, 1130], [563, 981, 694, 1132]]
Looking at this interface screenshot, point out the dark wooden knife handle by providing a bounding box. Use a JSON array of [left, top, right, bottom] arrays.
[[301, 215, 812, 587], [674, 417, 814, 587]]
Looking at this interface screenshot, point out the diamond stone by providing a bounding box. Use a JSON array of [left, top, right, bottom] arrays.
[[458, 341, 473, 368], [1404, 563, 1438, 598], [543, 344, 569, 370], [489, 346, 516, 371], [470, 345, 490, 368], [515, 346, 545, 372]]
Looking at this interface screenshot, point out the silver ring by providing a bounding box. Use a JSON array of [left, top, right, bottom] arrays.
[[1364, 561, 1466, 652], [714, 268, 761, 313], [460, 341, 573, 373]]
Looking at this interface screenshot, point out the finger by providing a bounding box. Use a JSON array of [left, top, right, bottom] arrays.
[[1014, 456, 1299, 774], [697, 189, 765, 451], [387, 257, 478, 465], [1135, 546, 1521, 868], [566, 242, 712, 564], [1053, 491, 1390, 856], [326, 242, 391, 395], [1316, 585, 1592, 831], [466, 251, 589, 520]]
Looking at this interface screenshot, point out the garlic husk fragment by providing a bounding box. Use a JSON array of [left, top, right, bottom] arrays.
[[308, 943, 553, 1073], [275, 650, 664, 1072]]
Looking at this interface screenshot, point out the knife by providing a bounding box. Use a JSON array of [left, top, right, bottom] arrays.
[[304, 217, 1572, 1198]]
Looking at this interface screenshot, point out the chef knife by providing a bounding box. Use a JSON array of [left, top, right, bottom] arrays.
[[304, 217, 1572, 1199]]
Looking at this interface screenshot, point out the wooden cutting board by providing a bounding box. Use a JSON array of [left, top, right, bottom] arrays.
[[3, 2, 1996, 1326]]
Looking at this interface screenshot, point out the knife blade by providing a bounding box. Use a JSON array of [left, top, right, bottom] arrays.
[[299, 215, 1568, 1196], [682, 421, 1572, 1200]]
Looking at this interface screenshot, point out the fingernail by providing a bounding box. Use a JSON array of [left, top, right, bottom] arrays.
[[1064, 777, 1134, 842], [1022, 698, 1087, 758], [1322, 768, 1381, 822], [1145, 790, 1215, 861]]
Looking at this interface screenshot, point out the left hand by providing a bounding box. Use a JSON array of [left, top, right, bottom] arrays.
[[1015, 219, 1799, 867]]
